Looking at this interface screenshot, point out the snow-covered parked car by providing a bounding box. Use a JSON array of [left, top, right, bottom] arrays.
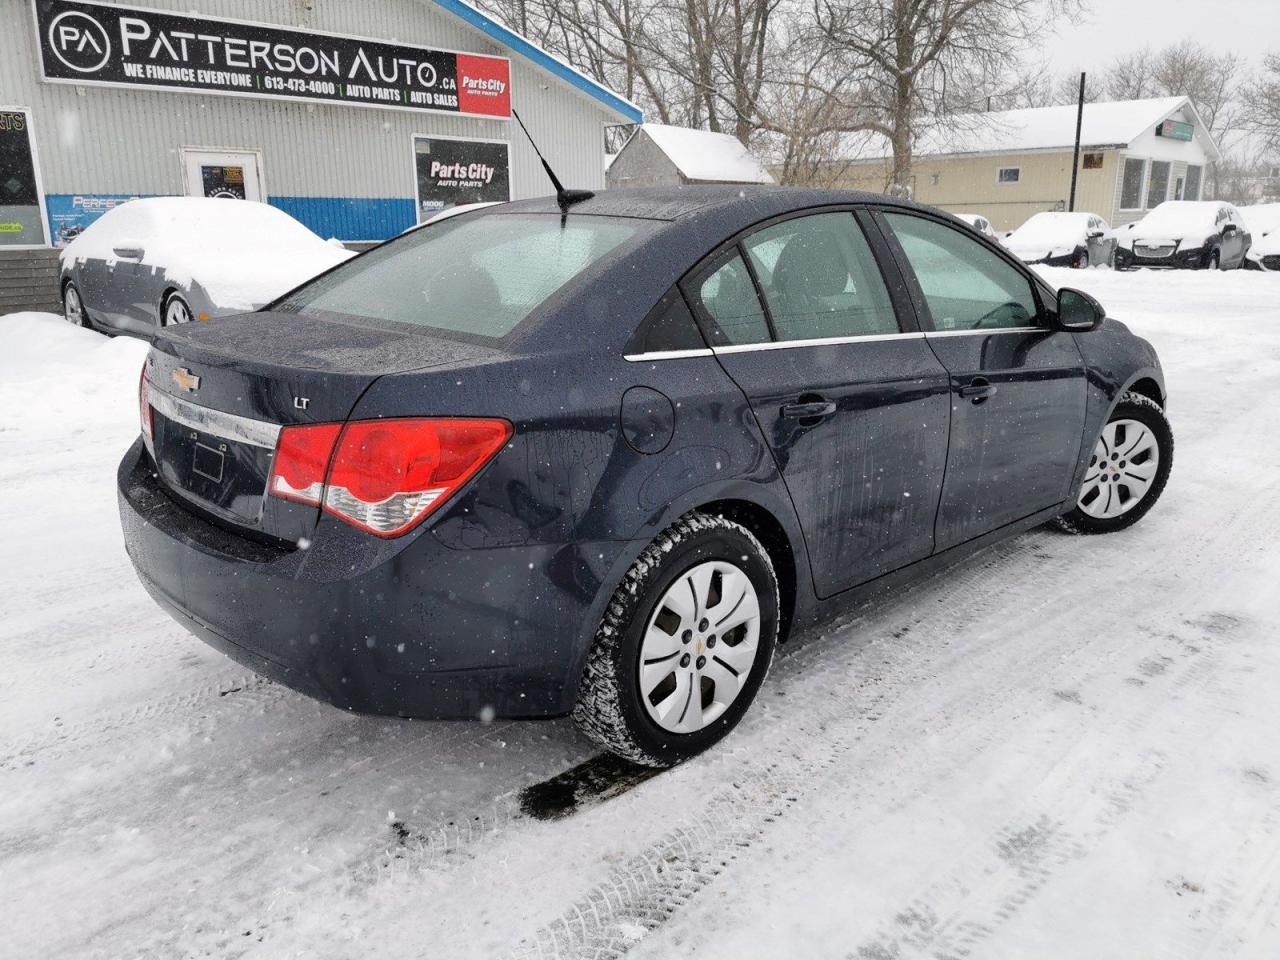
[[60, 197, 354, 334], [1116, 200, 1251, 271], [1241, 203, 1280, 272], [1004, 212, 1117, 268], [954, 213, 997, 239]]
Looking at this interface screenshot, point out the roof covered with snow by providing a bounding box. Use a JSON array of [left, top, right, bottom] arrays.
[[849, 97, 1219, 163], [640, 124, 775, 184]]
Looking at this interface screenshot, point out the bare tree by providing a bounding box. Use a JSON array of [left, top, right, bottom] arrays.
[[1101, 48, 1157, 101], [811, 0, 1081, 196], [1243, 52, 1280, 153]]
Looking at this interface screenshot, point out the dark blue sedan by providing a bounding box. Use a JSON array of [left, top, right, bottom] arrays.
[[118, 187, 1173, 766]]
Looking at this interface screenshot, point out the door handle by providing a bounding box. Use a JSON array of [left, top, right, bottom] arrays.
[[781, 399, 837, 420], [957, 378, 998, 403]]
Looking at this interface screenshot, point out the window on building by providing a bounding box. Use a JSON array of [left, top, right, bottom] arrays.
[[743, 213, 899, 342], [1120, 158, 1146, 210], [1146, 160, 1171, 208], [997, 166, 1021, 184], [1184, 164, 1203, 201], [1083, 153, 1104, 170], [1269, 165, 1279, 179]]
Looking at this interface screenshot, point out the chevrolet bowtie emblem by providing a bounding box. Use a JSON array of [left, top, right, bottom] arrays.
[[172, 367, 201, 392]]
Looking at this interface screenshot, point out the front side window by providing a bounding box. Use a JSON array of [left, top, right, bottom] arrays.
[[1146, 161, 1171, 209], [1184, 164, 1202, 201], [277, 214, 643, 340], [883, 213, 1039, 331], [1120, 158, 1146, 210], [689, 250, 771, 346], [742, 213, 899, 342]]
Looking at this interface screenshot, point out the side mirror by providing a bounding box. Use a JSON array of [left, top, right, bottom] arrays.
[[1087, 230, 1104, 239], [112, 243, 145, 260], [1056, 287, 1105, 332]]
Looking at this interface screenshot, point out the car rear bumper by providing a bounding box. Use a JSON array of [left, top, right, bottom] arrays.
[[117, 438, 634, 720]]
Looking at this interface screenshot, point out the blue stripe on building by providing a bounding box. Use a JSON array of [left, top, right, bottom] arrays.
[[267, 197, 416, 242], [45, 194, 415, 244]]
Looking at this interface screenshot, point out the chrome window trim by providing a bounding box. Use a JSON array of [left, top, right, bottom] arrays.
[[924, 326, 1046, 338], [713, 331, 925, 354], [146, 382, 282, 449], [623, 347, 716, 362]]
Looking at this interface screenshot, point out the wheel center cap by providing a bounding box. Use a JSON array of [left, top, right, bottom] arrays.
[[695, 637, 704, 656]]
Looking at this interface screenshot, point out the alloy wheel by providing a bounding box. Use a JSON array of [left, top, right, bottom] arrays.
[[638, 560, 761, 734], [63, 285, 84, 326], [165, 296, 192, 326], [1078, 418, 1160, 519]]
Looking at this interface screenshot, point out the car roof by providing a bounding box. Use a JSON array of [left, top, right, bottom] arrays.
[[494, 185, 917, 223]]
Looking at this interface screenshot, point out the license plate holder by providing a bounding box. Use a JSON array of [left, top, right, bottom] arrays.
[[192, 441, 225, 483]]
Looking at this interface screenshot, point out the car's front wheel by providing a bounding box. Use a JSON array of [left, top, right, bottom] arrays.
[[1054, 392, 1173, 535], [162, 292, 193, 326], [63, 282, 87, 327], [573, 512, 779, 767]]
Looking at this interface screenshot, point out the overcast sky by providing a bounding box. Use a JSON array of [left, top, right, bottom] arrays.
[[1046, 0, 1276, 77]]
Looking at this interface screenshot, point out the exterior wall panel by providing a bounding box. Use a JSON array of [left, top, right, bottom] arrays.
[[0, 0, 618, 240]]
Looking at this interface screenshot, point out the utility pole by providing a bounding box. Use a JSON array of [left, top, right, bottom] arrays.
[[1068, 72, 1085, 212]]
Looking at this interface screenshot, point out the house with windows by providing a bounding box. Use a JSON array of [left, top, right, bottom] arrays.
[[815, 97, 1220, 231]]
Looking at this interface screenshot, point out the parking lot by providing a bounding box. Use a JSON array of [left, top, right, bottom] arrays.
[[2, 265, 1279, 959]]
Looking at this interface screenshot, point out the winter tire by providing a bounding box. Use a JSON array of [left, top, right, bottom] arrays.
[[162, 292, 193, 326], [573, 512, 780, 767], [63, 282, 88, 327], [1053, 391, 1173, 535]]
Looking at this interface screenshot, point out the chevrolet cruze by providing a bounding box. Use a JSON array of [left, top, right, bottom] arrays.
[[118, 187, 1173, 766]]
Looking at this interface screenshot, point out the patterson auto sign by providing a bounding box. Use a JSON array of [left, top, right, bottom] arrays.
[[32, 0, 512, 118]]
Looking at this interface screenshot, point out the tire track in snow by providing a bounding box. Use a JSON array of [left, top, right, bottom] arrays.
[[500, 489, 1280, 960]]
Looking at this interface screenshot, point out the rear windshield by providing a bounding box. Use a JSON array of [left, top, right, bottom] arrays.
[[275, 213, 644, 339]]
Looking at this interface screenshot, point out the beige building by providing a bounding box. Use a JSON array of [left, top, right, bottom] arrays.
[[815, 97, 1221, 231]]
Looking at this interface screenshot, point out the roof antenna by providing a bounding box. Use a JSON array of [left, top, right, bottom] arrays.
[[512, 108, 594, 220]]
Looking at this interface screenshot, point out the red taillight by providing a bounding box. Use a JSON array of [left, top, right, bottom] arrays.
[[139, 364, 154, 441], [267, 418, 511, 537]]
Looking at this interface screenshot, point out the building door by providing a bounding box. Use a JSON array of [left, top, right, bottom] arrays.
[[182, 149, 263, 201]]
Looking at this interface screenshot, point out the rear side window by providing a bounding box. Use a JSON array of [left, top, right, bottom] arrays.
[[277, 214, 642, 339], [743, 212, 898, 342], [884, 213, 1039, 331], [688, 250, 771, 346]]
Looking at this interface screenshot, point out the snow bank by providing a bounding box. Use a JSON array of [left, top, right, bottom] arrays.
[[60, 198, 354, 312], [0, 312, 147, 387]]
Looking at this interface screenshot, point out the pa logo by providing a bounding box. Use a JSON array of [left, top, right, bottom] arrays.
[[48, 10, 111, 74]]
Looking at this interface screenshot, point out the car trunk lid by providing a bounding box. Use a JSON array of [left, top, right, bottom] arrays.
[[143, 311, 499, 542]]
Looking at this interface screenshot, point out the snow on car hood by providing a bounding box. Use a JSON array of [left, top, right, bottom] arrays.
[[1247, 231, 1280, 258], [1005, 213, 1095, 260], [1128, 202, 1219, 246], [60, 197, 355, 312]]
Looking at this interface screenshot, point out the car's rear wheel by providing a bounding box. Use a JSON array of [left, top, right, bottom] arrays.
[[63, 282, 87, 327], [162, 292, 192, 326], [1053, 392, 1173, 535], [573, 512, 779, 767]]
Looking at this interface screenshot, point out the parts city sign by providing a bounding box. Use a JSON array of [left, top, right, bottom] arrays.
[[32, 0, 512, 118]]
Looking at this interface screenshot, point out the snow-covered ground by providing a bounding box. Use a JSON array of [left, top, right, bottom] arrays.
[[2, 267, 1279, 959]]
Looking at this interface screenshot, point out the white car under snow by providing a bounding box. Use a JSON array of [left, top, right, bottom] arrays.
[[59, 197, 354, 334], [1003, 211, 1117, 268], [1242, 203, 1280, 272]]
